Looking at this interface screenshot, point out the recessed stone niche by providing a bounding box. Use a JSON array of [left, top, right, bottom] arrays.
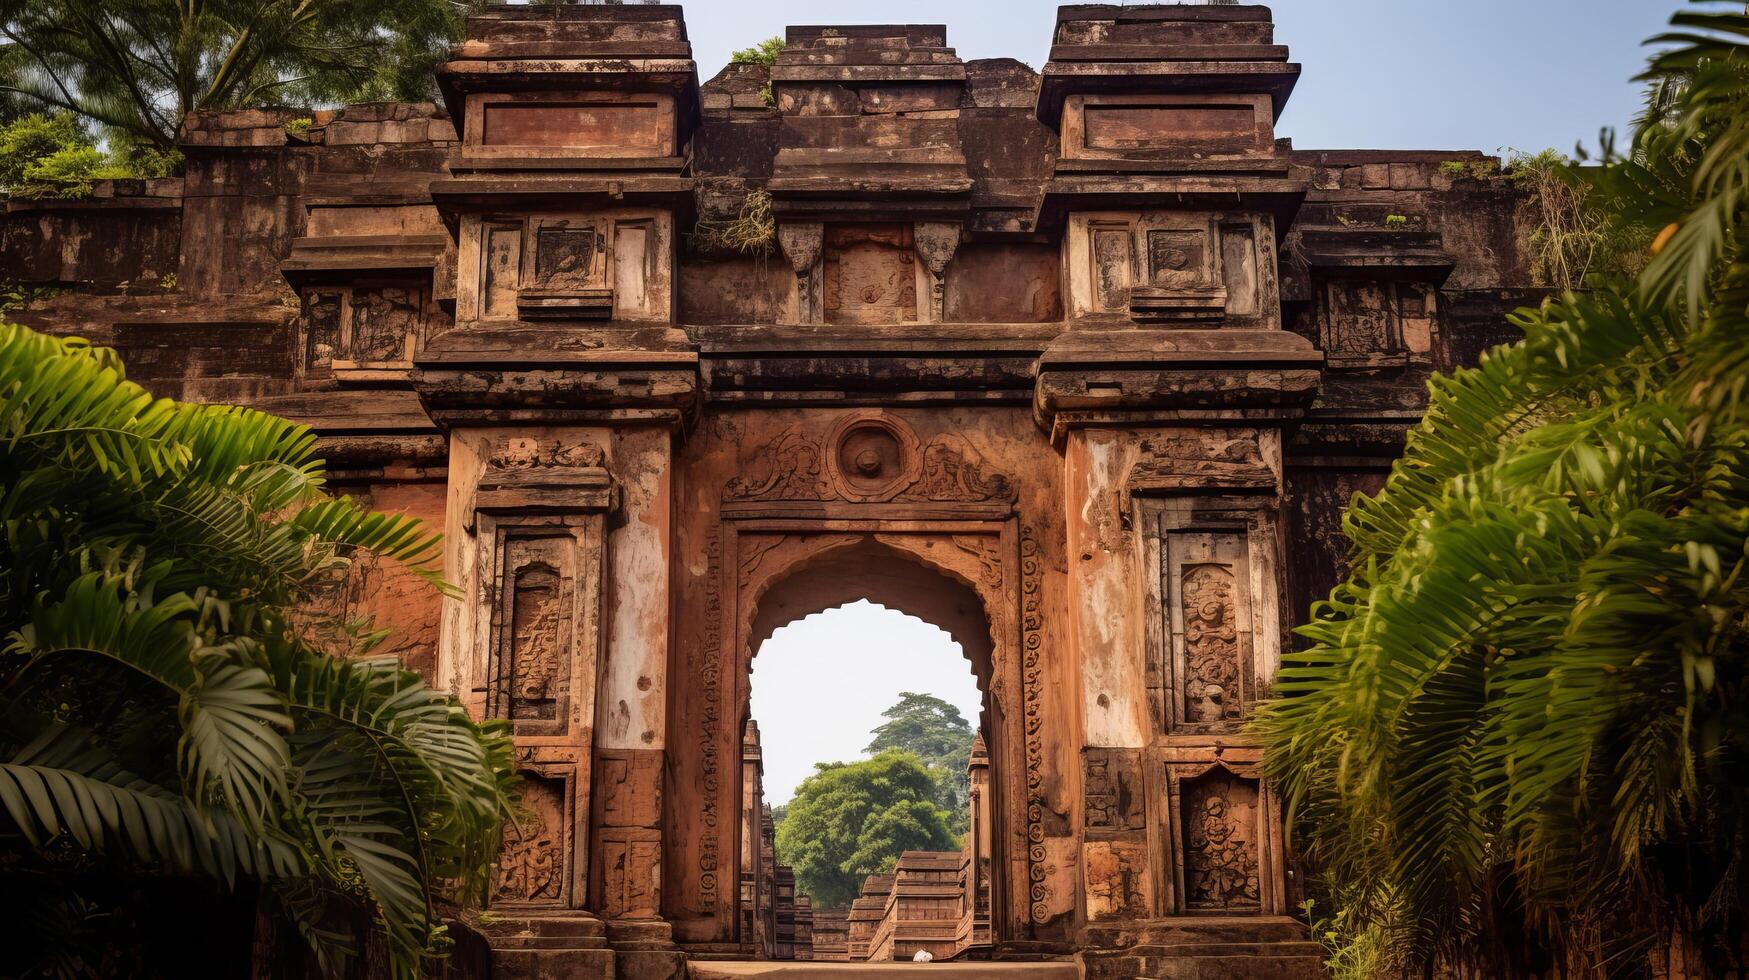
[[1065, 212, 1278, 328], [1179, 767, 1263, 913], [497, 772, 572, 907], [461, 209, 671, 323], [466, 92, 676, 160], [823, 225, 918, 325], [297, 282, 428, 374]]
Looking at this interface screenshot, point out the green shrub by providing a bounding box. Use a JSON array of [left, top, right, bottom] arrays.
[[15, 145, 132, 198], [731, 36, 784, 65], [0, 114, 85, 190]]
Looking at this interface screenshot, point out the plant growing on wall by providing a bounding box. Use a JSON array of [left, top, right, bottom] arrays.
[[1255, 5, 1749, 975], [0, 0, 471, 152], [0, 319, 515, 978]]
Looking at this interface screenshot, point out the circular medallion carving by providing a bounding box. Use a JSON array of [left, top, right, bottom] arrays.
[[826, 412, 921, 502]]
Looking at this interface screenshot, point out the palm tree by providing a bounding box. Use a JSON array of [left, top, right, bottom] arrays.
[[1254, 5, 1749, 976], [0, 319, 515, 978], [0, 0, 470, 152]]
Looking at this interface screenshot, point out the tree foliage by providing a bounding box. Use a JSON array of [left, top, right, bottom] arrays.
[[0, 318, 515, 978], [774, 751, 956, 909], [865, 691, 975, 832], [0, 0, 472, 152], [1255, 4, 1749, 975]]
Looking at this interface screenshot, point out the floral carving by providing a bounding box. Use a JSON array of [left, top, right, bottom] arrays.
[[1181, 564, 1240, 724], [724, 427, 1013, 505], [723, 427, 831, 501], [907, 438, 1014, 503], [1182, 771, 1261, 912]]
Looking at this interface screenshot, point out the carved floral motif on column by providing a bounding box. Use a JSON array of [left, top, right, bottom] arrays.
[[1181, 564, 1241, 724]]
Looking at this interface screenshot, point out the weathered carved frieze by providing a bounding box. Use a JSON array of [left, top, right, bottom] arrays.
[[725, 421, 1015, 506], [1129, 429, 1276, 497]]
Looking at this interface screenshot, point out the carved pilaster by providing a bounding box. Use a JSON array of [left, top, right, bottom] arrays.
[[468, 437, 616, 914], [777, 222, 824, 324]]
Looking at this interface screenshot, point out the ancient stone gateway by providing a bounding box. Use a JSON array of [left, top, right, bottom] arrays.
[[5, 2, 1538, 976]]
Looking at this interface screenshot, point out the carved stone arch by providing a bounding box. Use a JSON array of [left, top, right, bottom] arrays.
[[715, 520, 1032, 945], [739, 534, 999, 699]]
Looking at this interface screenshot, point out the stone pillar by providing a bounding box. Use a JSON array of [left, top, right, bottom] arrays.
[[739, 721, 767, 952], [436, 428, 619, 977], [964, 734, 993, 949]]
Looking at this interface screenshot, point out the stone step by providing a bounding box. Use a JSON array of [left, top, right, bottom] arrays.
[[1083, 943, 1327, 980], [492, 946, 617, 977], [1138, 942, 1325, 958], [480, 914, 609, 936], [1078, 917, 1308, 949], [1132, 954, 1325, 980], [473, 913, 611, 948], [688, 963, 1080, 980], [484, 935, 616, 951]]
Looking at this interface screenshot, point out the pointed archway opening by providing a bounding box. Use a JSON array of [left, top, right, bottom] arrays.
[[733, 536, 1006, 962]]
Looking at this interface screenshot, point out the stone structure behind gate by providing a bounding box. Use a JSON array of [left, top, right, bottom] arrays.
[[4, 3, 1540, 977]]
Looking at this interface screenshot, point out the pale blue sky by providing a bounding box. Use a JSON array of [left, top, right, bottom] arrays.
[[750, 602, 981, 804], [735, 0, 1687, 803], [685, 0, 1687, 155]]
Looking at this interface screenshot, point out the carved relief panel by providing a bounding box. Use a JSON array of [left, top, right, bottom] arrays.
[[457, 210, 671, 325], [777, 222, 962, 325], [1066, 212, 1278, 328], [488, 535, 574, 727], [1177, 766, 1263, 912], [1317, 278, 1438, 366], [823, 224, 917, 325], [1160, 758, 1281, 915], [1162, 531, 1253, 732], [497, 770, 573, 907], [297, 282, 431, 375]]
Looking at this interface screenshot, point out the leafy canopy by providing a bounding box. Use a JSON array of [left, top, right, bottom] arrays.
[[0, 0, 471, 150], [0, 318, 514, 978], [865, 691, 975, 833], [0, 112, 152, 197], [1254, 4, 1749, 975], [774, 750, 957, 909]]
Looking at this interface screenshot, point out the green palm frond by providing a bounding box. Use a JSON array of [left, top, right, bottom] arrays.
[[0, 314, 504, 976], [1255, 3, 1749, 972], [10, 570, 295, 832], [0, 723, 301, 883]]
